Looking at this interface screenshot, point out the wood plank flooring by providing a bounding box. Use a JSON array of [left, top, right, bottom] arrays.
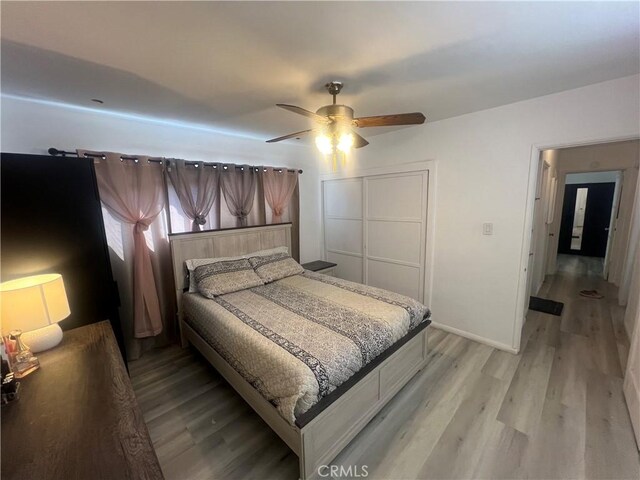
[[130, 254, 639, 479]]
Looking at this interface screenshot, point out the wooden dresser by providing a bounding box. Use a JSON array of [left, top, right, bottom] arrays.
[[1, 321, 163, 480]]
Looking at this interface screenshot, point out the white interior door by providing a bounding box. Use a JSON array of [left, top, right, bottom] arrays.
[[604, 171, 623, 279], [531, 162, 551, 296], [323, 178, 364, 282], [364, 172, 428, 302], [623, 237, 640, 450], [624, 314, 640, 450]]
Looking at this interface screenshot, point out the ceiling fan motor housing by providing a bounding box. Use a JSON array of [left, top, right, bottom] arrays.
[[316, 105, 355, 128]]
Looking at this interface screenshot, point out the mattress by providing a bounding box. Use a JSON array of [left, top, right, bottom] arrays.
[[182, 271, 430, 425]]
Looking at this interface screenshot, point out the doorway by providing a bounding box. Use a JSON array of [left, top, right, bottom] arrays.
[[558, 180, 616, 257], [518, 140, 639, 353]]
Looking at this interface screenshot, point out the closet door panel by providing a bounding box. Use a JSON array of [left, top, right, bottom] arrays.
[[323, 171, 428, 302], [367, 220, 422, 264], [367, 174, 423, 220], [365, 172, 427, 302], [324, 178, 363, 219], [326, 252, 363, 283], [366, 260, 421, 300], [324, 218, 363, 255], [323, 178, 364, 283]]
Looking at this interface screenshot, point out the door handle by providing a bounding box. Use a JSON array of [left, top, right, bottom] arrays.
[[604, 227, 609, 231]]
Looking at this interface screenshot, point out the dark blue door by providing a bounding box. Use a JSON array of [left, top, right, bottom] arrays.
[[558, 182, 615, 257]]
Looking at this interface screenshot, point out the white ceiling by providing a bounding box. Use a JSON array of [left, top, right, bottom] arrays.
[[2, 1, 638, 143]]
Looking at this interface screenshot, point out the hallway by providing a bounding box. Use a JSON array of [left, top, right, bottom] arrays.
[[130, 254, 640, 479], [514, 253, 637, 476], [548, 253, 628, 374]]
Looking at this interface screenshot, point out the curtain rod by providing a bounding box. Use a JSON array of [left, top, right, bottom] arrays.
[[47, 148, 303, 174]]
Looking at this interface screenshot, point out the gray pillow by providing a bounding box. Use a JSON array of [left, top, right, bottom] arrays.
[[185, 246, 288, 292], [248, 252, 304, 284], [194, 258, 264, 298]]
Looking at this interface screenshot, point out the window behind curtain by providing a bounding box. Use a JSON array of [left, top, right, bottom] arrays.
[[167, 178, 291, 233], [167, 182, 220, 233]]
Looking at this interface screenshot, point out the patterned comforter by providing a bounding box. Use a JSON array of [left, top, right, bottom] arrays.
[[182, 271, 430, 424]]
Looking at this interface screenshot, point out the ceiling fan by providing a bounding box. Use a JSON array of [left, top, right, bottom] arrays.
[[266, 81, 426, 155]]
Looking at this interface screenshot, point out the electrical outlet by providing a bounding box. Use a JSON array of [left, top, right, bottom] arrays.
[[483, 223, 493, 235]]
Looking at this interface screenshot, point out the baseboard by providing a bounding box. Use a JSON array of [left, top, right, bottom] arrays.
[[430, 321, 519, 354]]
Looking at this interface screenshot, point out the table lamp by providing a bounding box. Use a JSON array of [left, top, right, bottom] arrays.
[[1, 274, 70, 353]]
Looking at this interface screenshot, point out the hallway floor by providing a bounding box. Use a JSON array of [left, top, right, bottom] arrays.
[[130, 255, 639, 479]]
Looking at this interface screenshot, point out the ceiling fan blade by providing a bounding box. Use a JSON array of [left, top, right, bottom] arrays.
[[277, 104, 330, 124], [354, 112, 426, 128], [352, 131, 369, 149], [266, 129, 315, 143]]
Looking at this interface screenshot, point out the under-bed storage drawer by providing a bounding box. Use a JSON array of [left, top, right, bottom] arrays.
[[380, 331, 426, 399], [304, 373, 379, 459], [301, 329, 427, 473]]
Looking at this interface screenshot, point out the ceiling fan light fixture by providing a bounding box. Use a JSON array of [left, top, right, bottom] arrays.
[[337, 132, 354, 153], [315, 134, 333, 155], [268, 81, 425, 160]]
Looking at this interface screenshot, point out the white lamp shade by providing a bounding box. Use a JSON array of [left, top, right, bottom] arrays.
[[1, 274, 70, 334]]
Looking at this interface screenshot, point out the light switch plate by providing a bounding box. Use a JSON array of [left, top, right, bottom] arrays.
[[483, 223, 493, 235]]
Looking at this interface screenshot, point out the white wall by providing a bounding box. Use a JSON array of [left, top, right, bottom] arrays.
[[319, 74, 640, 351], [0, 95, 321, 263]]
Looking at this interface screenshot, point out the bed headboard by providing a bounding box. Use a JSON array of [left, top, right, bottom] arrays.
[[169, 223, 292, 319]]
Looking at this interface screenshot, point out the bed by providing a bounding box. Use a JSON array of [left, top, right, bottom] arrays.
[[170, 224, 431, 479]]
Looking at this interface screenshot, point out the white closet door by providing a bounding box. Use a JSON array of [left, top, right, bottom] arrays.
[[323, 178, 364, 282], [364, 172, 428, 302]]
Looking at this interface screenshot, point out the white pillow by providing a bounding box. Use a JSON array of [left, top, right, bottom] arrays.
[[185, 246, 288, 292]]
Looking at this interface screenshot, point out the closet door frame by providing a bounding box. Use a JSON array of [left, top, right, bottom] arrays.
[[321, 160, 436, 307]]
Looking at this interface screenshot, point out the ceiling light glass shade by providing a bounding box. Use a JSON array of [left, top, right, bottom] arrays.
[[315, 134, 333, 155], [337, 133, 354, 153]]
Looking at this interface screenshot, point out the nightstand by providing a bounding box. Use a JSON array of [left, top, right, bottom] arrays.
[[302, 260, 337, 276]]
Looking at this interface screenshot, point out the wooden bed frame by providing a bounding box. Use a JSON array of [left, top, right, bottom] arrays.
[[169, 224, 429, 479]]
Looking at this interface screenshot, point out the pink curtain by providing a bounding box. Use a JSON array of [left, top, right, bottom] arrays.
[[263, 168, 298, 223], [80, 151, 165, 338], [166, 159, 220, 232], [220, 165, 257, 227]]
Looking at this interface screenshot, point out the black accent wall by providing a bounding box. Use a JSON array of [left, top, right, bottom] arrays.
[[1, 153, 125, 358]]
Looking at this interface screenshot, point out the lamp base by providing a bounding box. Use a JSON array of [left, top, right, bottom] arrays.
[[22, 324, 63, 353]]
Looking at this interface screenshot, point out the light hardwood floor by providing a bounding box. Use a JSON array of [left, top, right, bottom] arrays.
[[130, 254, 640, 479]]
